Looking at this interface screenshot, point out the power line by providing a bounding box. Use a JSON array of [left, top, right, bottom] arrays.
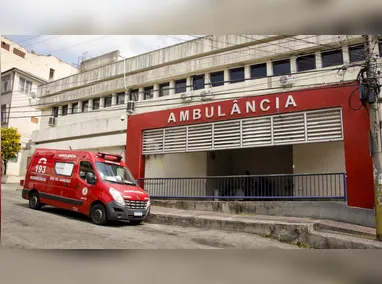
[[8, 79, 355, 119], [2, 36, 109, 65], [6, 66, 344, 110], [6, 35, 355, 95]]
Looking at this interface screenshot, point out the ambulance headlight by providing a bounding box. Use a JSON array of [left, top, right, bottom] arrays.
[[109, 188, 125, 205]]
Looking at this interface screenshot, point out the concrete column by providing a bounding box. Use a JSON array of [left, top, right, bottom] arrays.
[[224, 69, 230, 85], [315, 51, 322, 69], [88, 99, 93, 111], [78, 101, 83, 112], [138, 87, 144, 101], [125, 90, 129, 102], [290, 56, 297, 73], [100, 97, 104, 108], [186, 77, 192, 92], [58, 105, 63, 116], [204, 73, 211, 88], [342, 46, 350, 64], [68, 103, 72, 114], [169, 80, 175, 95], [266, 61, 273, 76], [112, 93, 117, 106], [153, 84, 159, 99], [244, 65, 251, 80]]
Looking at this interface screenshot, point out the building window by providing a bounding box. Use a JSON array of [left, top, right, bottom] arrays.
[[175, 79, 187, 94], [210, 71, 224, 87], [1, 75, 10, 92], [129, 89, 139, 101], [49, 68, 55, 80], [1, 104, 8, 124], [116, 92, 125, 105], [192, 75, 205, 90], [250, 63, 267, 79], [321, 49, 343, 67], [159, 83, 170, 97], [92, 98, 100, 110], [82, 100, 89, 112], [273, 59, 291, 76], [1, 41, 10, 51], [19, 77, 32, 93], [62, 105, 68, 116], [379, 39, 382, 57], [229, 67, 245, 83], [349, 44, 366, 63], [72, 102, 79, 114], [52, 107, 59, 118], [144, 86, 154, 100], [104, 95, 112, 107], [296, 54, 316, 72], [13, 48, 26, 58]]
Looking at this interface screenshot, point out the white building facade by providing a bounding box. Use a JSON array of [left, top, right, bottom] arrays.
[[1, 36, 79, 181], [32, 35, 382, 210]]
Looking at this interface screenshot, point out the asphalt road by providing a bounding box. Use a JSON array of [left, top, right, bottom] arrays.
[[1, 184, 297, 249]]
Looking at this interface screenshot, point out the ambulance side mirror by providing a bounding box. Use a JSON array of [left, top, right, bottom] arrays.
[[86, 172, 97, 185]]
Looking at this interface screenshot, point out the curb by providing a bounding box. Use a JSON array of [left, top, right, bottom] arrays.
[[147, 212, 382, 249]]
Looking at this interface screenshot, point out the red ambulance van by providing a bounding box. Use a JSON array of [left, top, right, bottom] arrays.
[[20, 148, 151, 225]]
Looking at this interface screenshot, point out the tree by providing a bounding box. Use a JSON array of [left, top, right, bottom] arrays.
[[1, 127, 22, 176]]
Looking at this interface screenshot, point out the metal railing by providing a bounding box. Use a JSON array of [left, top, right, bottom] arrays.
[[137, 173, 347, 200]]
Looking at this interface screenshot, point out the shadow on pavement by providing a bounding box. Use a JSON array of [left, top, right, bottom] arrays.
[[14, 203, 141, 228]]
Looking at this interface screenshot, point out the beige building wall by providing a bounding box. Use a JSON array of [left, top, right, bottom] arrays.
[[293, 141, 346, 197]]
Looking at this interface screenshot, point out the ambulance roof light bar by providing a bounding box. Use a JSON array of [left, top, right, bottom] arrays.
[[96, 152, 123, 162]]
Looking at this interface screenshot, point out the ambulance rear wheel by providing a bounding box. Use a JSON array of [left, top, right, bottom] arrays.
[[29, 193, 42, 210], [90, 204, 108, 226]]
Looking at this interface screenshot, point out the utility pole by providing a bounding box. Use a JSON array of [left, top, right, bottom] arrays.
[[363, 35, 382, 241]]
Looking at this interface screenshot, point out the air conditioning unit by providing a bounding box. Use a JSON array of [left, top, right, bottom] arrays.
[[200, 90, 214, 101], [180, 92, 193, 103], [48, 116, 56, 126], [279, 75, 295, 88], [127, 101, 135, 113]]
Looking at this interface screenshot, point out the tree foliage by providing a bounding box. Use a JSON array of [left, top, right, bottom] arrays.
[[1, 127, 22, 175]]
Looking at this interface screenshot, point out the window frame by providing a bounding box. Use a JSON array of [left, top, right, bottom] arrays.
[[54, 162, 75, 177], [82, 100, 89, 112], [144, 86, 154, 100], [79, 160, 96, 183], [159, 83, 170, 97], [104, 95, 112, 107], [192, 75, 205, 90], [129, 89, 139, 101], [71, 102, 79, 114], [348, 44, 366, 63], [272, 59, 291, 76], [175, 79, 187, 94], [250, 63, 267, 79], [296, 54, 317, 72], [52, 107, 59, 118], [92, 98, 100, 110], [321, 49, 344, 68], [1, 104, 8, 124], [210, 71, 225, 87], [229, 67, 245, 84], [116, 92, 125, 105], [62, 105, 68, 116]]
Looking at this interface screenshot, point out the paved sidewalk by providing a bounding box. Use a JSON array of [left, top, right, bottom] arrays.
[[149, 206, 381, 248]]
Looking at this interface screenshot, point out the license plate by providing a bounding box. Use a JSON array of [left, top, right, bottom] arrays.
[[134, 212, 143, 216]]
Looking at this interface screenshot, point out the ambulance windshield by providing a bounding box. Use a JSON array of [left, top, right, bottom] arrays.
[[95, 162, 136, 185]]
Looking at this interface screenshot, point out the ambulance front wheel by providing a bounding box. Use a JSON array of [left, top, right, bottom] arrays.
[[90, 204, 108, 226], [29, 192, 42, 210]]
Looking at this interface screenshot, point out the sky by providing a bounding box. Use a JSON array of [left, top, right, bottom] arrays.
[[4, 35, 201, 68]]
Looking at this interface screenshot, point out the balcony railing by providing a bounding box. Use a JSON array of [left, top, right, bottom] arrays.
[[137, 173, 347, 200]]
